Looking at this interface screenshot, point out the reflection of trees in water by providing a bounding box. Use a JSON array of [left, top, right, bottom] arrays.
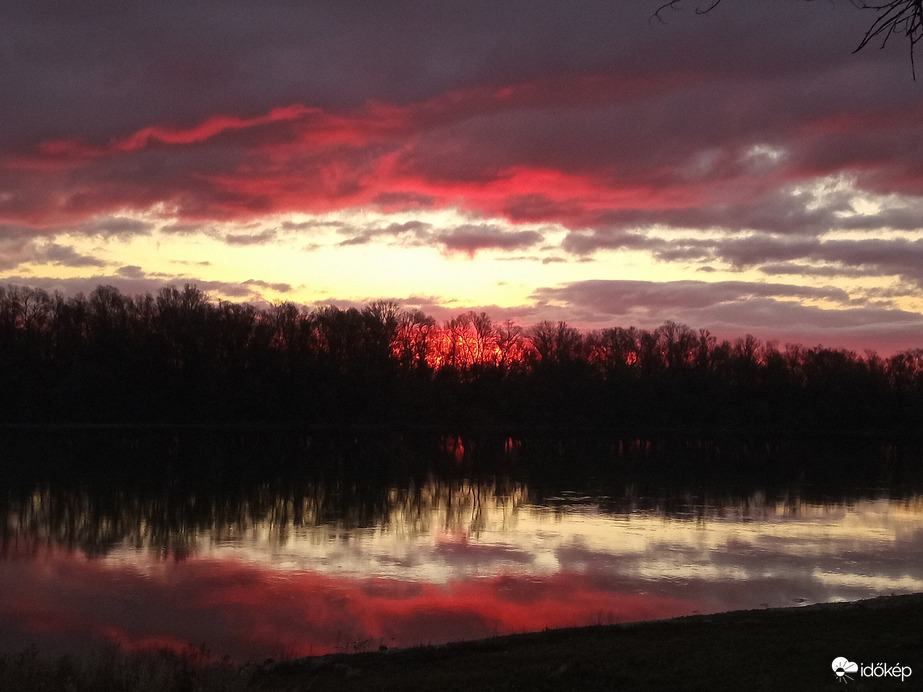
[[4, 472, 919, 559], [2, 429, 920, 558], [525, 483, 923, 527], [0, 478, 528, 559], [387, 480, 525, 538]]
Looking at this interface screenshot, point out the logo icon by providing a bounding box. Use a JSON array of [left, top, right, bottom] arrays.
[[832, 657, 858, 684]]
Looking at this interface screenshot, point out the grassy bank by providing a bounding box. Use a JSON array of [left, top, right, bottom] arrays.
[[3, 594, 922, 691]]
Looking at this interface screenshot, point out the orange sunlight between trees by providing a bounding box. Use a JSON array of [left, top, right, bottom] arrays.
[[2, 282, 921, 434]]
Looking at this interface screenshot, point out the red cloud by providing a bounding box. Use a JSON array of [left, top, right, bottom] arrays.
[[3, 66, 922, 235], [0, 552, 704, 661], [0, 72, 702, 227], [112, 104, 316, 151]]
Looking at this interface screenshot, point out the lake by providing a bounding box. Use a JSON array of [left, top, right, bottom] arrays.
[[1, 431, 922, 661]]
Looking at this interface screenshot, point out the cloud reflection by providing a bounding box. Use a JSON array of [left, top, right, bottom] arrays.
[[2, 485, 922, 661], [0, 553, 700, 660]]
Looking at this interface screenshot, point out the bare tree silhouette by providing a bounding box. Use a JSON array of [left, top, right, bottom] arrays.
[[0, 282, 921, 433], [654, 0, 923, 78], [854, 0, 923, 78]]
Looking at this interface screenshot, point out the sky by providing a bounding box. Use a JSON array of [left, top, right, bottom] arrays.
[[1, 0, 922, 354]]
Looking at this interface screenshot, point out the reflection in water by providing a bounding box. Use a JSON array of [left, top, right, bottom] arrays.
[[2, 481, 923, 660]]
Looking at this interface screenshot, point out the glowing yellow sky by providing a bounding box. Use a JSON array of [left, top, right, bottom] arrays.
[[28, 206, 868, 315]]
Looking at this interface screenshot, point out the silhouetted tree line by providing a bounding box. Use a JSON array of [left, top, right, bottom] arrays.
[[1, 283, 921, 434]]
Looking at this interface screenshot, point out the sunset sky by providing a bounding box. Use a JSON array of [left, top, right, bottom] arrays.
[[2, 1, 922, 354]]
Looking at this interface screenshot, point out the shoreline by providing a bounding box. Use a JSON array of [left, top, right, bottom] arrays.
[[4, 594, 921, 690], [250, 594, 923, 690]]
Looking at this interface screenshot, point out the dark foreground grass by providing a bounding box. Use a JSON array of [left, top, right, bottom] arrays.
[[4, 594, 922, 691]]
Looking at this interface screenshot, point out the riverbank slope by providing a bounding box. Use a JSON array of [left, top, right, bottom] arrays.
[[252, 593, 921, 691], [3, 594, 920, 691]]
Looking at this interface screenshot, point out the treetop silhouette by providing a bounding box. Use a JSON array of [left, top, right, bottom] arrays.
[[0, 283, 920, 432]]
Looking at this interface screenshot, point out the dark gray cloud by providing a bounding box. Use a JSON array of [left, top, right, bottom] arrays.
[[1, 2, 918, 226], [749, 239, 923, 288], [562, 232, 923, 288], [495, 254, 567, 264], [79, 217, 154, 238], [562, 187, 923, 254], [281, 219, 345, 232], [241, 278, 293, 293], [818, 238, 923, 285], [170, 259, 211, 267], [533, 279, 851, 313], [223, 229, 276, 245], [0, 218, 153, 242], [0, 2, 749, 145], [561, 230, 657, 255], [530, 278, 923, 352], [757, 262, 877, 279], [0, 237, 33, 270], [35, 243, 106, 268], [435, 224, 543, 256], [0, 273, 289, 303], [334, 220, 543, 256], [117, 265, 145, 279], [723, 236, 923, 287], [0, 225, 43, 241], [337, 220, 433, 247], [372, 192, 437, 210]]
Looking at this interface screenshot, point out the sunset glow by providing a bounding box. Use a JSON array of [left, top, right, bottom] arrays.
[[3, 484, 920, 660], [2, 1, 922, 353]]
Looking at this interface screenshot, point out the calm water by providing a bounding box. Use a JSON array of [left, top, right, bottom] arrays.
[[3, 475, 923, 661]]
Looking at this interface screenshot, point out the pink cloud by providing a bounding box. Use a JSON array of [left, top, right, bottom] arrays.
[[0, 552, 704, 661]]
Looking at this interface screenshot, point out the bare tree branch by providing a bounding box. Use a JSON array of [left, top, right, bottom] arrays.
[[653, 0, 923, 79], [653, 0, 723, 23], [853, 0, 923, 79]]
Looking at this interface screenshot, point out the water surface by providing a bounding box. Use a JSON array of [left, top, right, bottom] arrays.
[[3, 477, 921, 660]]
